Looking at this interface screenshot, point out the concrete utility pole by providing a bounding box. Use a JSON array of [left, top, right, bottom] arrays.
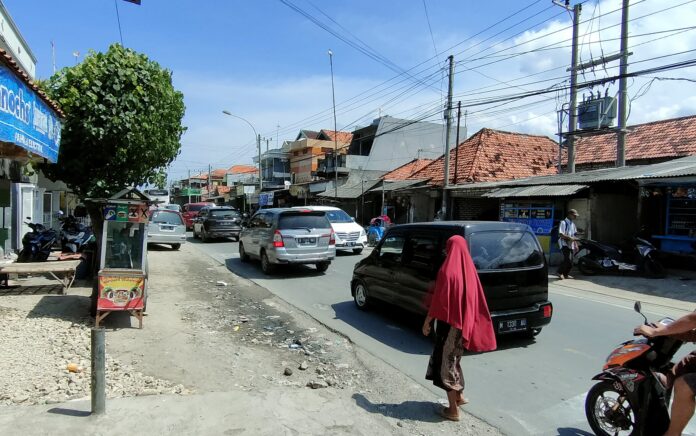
[[187, 170, 191, 203], [207, 164, 212, 198], [257, 134, 262, 191], [441, 55, 455, 219], [453, 101, 462, 185], [617, 0, 630, 167], [328, 49, 339, 200]]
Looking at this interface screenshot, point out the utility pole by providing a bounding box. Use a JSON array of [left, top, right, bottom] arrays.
[[187, 170, 191, 203], [328, 49, 339, 200], [617, 0, 630, 167], [453, 101, 462, 185], [257, 134, 262, 192], [207, 164, 212, 200], [441, 55, 455, 219]]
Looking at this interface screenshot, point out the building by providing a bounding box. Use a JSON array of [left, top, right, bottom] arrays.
[[254, 143, 291, 190], [0, 1, 36, 79], [289, 129, 350, 184], [570, 115, 696, 171]]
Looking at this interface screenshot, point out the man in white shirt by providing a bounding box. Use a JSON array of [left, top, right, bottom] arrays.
[[557, 209, 579, 279]]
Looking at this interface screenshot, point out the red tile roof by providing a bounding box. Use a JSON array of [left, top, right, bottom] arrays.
[[410, 128, 558, 185], [191, 173, 208, 180], [573, 115, 696, 165], [382, 159, 433, 180], [211, 169, 228, 178], [217, 186, 232, 194], [228, 165, 257, 174], [319, 129, 354, 144]]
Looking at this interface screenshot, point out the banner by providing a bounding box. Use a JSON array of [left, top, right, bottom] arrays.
[[97, 275, 145, 311], [0, 64, 61, 162]]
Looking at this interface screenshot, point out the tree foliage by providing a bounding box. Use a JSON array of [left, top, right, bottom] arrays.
[[40, 44, 186, 198]]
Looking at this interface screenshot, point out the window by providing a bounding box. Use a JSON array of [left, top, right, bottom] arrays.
[[150, 210, 183, 225], [209, 209, 240, 219], [249, 214, 264, 228], [324, 209, 352, 223], [379, 233, 405, 263], [278, 212, 330, 230], [469, 231, 544, 270], [105, 222, 145, 269], [403, 233, 439, 271]]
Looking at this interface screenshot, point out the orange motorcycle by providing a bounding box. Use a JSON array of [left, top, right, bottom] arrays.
[[585, 302, 683, 436]]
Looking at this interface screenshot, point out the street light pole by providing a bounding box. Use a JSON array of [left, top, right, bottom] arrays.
[[222, 110, 262, 192], [328, 49, 338, 200]]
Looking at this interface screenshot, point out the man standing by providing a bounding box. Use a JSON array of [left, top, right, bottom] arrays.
[[557, 209, 579, 279]]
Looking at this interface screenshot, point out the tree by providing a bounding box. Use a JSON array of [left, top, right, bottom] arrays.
[[40, 44, 186, 199]]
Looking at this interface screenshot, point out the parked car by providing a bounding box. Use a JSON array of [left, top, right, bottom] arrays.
[[147, 209, 187, 250], [293, 206, 367, 254], [238, 208, 336, 274], [192, 206, 243, 242], [351, 221, 553, 338], [182, 202, 215, 230]]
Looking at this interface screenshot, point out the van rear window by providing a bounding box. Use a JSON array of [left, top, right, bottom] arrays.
[[278, 212, 330, 230], [469, 231, 544, 270]]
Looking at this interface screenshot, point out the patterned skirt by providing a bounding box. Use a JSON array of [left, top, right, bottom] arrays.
[[425, 321, 465, 392]]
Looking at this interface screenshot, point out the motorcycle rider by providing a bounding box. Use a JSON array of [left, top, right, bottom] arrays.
[[635, 311, 696, 436]]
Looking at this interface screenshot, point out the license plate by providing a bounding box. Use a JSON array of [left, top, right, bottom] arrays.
[[160, 225, 175, 232], [347, 241, 354, 246], [498, 318, 527, 333], [297, 237, 316, 245]]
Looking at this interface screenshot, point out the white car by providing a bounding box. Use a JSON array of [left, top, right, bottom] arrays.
[[293, 206, 367, 254]]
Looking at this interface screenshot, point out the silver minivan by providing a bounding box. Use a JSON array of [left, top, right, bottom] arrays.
[[238, 208, 336, 274]]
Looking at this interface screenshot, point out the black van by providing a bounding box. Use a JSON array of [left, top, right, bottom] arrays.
[[351, 221, 553, 337]]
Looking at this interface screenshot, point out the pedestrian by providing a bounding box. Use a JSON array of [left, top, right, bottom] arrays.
[[557, 209, 580, 279], [422, 235, 497, 421]]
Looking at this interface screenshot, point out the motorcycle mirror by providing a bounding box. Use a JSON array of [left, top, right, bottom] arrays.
[[634, 301, 649, 324]]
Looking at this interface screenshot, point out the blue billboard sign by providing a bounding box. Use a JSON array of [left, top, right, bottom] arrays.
[[0, 63, 62, 162]]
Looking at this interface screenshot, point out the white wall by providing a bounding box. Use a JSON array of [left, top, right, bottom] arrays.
[[0, 2, 36, 79]]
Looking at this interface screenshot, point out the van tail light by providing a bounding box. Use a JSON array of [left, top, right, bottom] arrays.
[[273, 230, 284, 248], [329, 230, 335, 246], [543, 304, 552, 318]]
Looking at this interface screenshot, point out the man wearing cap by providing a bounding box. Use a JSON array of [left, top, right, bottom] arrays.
[[557, 209, 580, 279]]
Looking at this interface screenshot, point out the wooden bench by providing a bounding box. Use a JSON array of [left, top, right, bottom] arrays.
[[0, 260, 82, 294]]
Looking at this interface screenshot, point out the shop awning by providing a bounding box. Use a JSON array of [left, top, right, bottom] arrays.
[[483, 184, 588, 198], [369, 179, 428, 192]]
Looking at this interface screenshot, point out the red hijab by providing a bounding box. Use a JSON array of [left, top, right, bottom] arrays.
[[427, 235, 497, 352]]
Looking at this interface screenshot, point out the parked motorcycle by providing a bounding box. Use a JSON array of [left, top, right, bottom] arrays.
[[59, 214, 94, 253], [576, 237, 665, 278], [585, 301, 682, 435], [18, 220, 58, 262]]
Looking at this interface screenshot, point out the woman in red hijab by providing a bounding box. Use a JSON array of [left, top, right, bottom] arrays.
[[422, 235, 497, 421]]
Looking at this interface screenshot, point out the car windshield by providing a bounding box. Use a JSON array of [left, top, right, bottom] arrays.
[[278, 212, 330, 230], [210, 209, 240, 219], [163, 204, 181, 212], [150, 211, 183, 225], [324, 209, 352, 223], [469, 231, 544, 270]]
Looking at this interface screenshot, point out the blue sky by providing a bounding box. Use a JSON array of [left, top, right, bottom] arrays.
[[6, 0, 696, 182]]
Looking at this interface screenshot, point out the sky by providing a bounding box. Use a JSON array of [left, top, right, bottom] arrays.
[[5, 0, 696, 183]]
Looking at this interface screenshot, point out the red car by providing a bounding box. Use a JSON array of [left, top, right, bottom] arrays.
[[182, 202, 214, 230]]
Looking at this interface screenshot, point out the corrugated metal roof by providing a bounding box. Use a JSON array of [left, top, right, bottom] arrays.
[[447, 155, 696, 191], [483, 184, 588, 198], [369, 179, 428, 192], [317, 170, 387, 199]]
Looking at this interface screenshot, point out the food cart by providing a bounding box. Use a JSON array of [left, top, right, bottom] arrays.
[[90, 188, 151, 328]]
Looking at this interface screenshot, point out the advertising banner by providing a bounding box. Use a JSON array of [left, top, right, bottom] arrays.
[[0, 64, 61, 162], [97, 274, 145, 311]]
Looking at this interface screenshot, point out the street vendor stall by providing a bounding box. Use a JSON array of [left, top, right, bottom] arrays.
[[89, 188, 151, 328]]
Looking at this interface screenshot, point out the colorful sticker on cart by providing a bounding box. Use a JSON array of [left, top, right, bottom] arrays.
[[97, 275, 145, 311], [116, 205, 129, 222], [103, 206, 117, 221]]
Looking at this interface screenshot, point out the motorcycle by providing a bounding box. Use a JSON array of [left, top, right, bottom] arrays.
[[18, 220, 58, 262], [585, 301, 682, 436], [366, 216, 391, 246], [59, 214, 94, 253], [576, 237, 665, 278]]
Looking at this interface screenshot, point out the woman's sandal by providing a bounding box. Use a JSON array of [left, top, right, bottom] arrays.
[[439, 408, 460, 422]]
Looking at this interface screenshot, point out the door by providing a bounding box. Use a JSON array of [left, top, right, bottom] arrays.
[[362, 230, 405, 303], [396, 230, 441, 312]]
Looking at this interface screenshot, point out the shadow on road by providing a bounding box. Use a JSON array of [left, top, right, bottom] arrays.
[[352, 393, 444, 423], [556, 428, 594, 436], [224, 257, 327, 281], [331, 300, 432, 355], [47, 407, 91, 417], [26, 295, 90, 322]]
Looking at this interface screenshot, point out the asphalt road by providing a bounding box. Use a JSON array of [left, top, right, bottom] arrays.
[[182, 235, 695, 436]]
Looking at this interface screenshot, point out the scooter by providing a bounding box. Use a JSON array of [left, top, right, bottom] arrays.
[[585, 301, 682, 436], [59, 214, 94, 253], [17, 221, 58, 262], [576, 237, 665, 278]]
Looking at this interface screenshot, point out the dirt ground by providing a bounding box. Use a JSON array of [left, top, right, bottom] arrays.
[[0, 243, 500, 435]]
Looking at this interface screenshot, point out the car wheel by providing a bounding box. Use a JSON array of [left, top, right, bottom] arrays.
[[353, 281, 371, 310], [239, 242, 250, 263], [367, 233, 377, 247], [352, 248, 363, 255], [315, 261, 330, 272], [171, 243, 181, 250], [260, 251, 275, 275]]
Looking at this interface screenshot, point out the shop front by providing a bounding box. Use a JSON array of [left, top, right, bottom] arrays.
[[641, 182, 696, 255]]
